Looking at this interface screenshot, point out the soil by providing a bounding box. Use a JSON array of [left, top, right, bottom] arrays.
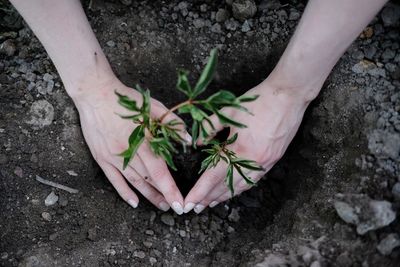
[[1, 0, 400, 266]]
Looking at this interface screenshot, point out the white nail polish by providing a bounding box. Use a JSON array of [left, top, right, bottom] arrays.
[[209, 201, 219, 208], [185, 133, 192, 144], [127, 199, 138, 208], [159, 201, 170, 211], [183, 202, 195, 213], [171, 201, 183, 215], [194, 204, 206, 214]]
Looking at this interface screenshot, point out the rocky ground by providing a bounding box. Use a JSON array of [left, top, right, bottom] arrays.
[[1, 0, 400, 266]]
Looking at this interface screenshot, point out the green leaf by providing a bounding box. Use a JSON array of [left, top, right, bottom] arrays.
[[149, 137, 177, 171], [234, 164, 256, 186], [115, 91, 140, 111], [176, 70, 192, 97], [199, 155, 213, 173], [192, 48, 218, 98], [191, 120, 199, 148], [214, 109, 247, 128], [190, 106, 205, 121], [141, 89, 151, 126], [226, 133, 238, 145], [119, 125, 145, 169], [232, 158, 264, 171], [237, 94, 259, 102], [178, 104, 193, 114], [226, 164, 234, 195]]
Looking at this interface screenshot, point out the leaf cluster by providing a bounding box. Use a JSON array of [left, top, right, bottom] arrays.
[[115, 48, 263, 194]]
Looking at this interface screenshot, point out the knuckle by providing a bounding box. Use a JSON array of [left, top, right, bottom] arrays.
[[127, 175, 143, 187], [151, 168, 168, 180]]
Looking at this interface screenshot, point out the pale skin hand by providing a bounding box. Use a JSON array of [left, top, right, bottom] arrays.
[[184, 0, 389, 213], [10, 0, 190, 214]]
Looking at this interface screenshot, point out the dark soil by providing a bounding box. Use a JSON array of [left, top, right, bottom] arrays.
[[1, 0, 400, 266]]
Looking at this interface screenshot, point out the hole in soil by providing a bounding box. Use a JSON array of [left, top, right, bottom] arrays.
[[112, 46, 325, 263]]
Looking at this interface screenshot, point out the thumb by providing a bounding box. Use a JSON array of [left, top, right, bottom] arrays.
[[197, 113, 224, 146]]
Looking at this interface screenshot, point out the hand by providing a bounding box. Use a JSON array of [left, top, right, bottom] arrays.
[[183, 80, 311, 213], [73, 77, 190, 214]]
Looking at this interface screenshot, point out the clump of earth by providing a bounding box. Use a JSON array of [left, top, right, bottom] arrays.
[[1, 0, 400, 266]]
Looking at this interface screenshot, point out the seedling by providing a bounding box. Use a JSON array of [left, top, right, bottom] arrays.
[[115, 49, 264, 194]]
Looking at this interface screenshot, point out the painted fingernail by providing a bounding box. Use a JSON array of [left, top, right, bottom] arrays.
[[128, 199, 138, 208], [185, 133, 192, 144], [171, 201, 184, 215], [209, 201, 219, 208], [194, 204, 206, 214], [159, 201, 170, 211], [183, 202, 195, 213]]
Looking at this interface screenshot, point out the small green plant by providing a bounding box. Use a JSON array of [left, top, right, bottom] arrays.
[[115, 49, 264, 194]]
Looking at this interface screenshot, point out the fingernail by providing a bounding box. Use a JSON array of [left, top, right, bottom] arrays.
[[185, 133, 192, 144], [159, 201, 170, 211], [183, 202, 195, 213], [194, 204, 206, 214], [209, 201, 219, 208], [171, 201, 183, 215], [128, 199, 138, 209]]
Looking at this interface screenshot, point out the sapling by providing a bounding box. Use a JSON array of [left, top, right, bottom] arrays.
[[115, 49, 264, 194]]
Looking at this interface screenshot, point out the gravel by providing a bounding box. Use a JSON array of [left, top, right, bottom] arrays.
[[376, 233, 400, 255], [26, 100, 55, 129], [381, 3, 400, 27], [160, 213, 175, 226], [44, 191, 58, 206], [232, 0, 257, 22]]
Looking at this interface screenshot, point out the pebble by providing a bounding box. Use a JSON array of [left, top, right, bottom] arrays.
[[143, 241, 153, 248], [161, 213, 175, 226], [0, 154, 8, 165], [26, 100, 55, 129], [0, 39, 16, 56], [87, 228, 97, 241], [288, 10, 301, 21], [228, 208, 240, 222], [334, 194, 396, 235], [241, 20, 251, 32], [41, 212, 52, 221], [179, 230, 186, 237], [58, 195, 69, 207], [106, 40, 116, 47], [14, 167, 23, 178], [44, 191, 59, 206], [145, 229, 154, 235], [381, 3, 400, 27], [216, 9, 230, 23], [211, 23, 222, 34], [134, 251, 146, 259], [225, 19, 239, 31], [232, 0, 257, 22], [149, 257, 157, 265], [193, 18, 205, 29], [377, 233, 400, 255]]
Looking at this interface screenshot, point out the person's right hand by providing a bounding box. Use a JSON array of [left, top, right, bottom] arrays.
[[72, 77, 190, 214]]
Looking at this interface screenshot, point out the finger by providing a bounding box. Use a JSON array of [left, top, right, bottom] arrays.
[[197, 114, 224, 146], [121, 166, 170, 211], [152, 102, 192, 145], [139, 143, 185, 215], [100, 162, 139, 209], [183, 162, 227, 214]]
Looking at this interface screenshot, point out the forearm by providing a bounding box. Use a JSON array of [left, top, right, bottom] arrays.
[[9, 0, 114, 99], [268, 0, 388, 102]]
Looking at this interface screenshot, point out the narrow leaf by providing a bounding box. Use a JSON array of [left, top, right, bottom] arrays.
[[226, 133, 238, 145], [176, 70, 192, 96], [192, 49, 218, 98]]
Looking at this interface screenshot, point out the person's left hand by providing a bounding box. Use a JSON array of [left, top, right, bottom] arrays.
[[183, 80, 311, 213]]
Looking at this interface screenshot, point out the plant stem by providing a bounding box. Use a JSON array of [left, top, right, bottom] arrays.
[[159, 100, 192, 122]]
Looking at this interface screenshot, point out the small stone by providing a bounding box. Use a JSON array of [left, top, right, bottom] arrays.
[[149, 257, 157, 265], [26, 100, 55, 129], [381, 3, 400, 27], [67, 170, 78, 176], [392, 183, 400, 199], [288, 10, 301, 21], [14, 166, 23, 178], [310, 261, 321, 267], [359, 27, 374, 38], [45, 191, 59, 206], [49, 232, 58, 241], [377, 233, 400, 255], [228, 208, 240, 222], [42, 73, 53, 82], [216, 9, 230, 22], [143, 241, 153, 248], [232, 0, 257, 22], [227, 226, 235, 233], [334, 194, 396, 235], [87, 228, 97, 241], [200, 4, 207, 12], [0, 39, 16, 56], [160, 213, 175, 226], [145, 229, 154, 235], [193, 18, 205, 28], [1, 252, 8, 260], [241, 20, 251, 32], [225, 19, 239, 31], [381, 49, 395, 60], [120, 0, 132, 6], [211, 23, 222, 33], [134, 251, 146, 259], [58, 195, 68, 207], [106, 40, 116, 47], [0, 154, 7, 164], [41, 212, 52, 221], [179, 230, 186, 237]]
